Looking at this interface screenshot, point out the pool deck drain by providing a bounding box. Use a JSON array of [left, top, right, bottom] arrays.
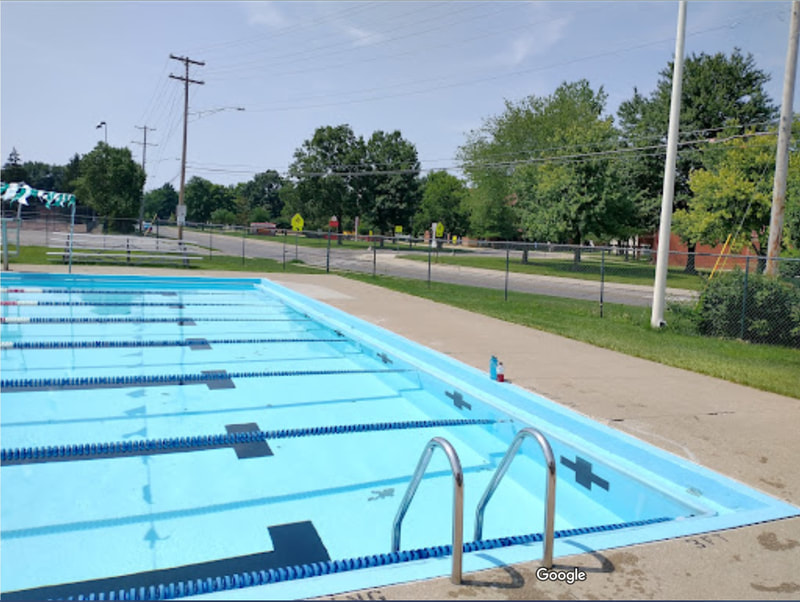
[[4, 265, 800, 600]]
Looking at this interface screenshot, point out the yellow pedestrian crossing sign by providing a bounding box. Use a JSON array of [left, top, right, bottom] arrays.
[[435, 222, 444, 237], [291, 213, 304, 232]]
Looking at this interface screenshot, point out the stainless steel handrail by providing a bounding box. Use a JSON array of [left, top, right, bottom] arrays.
[[474, 427, 556, 568], [391, 437, 464, 584]]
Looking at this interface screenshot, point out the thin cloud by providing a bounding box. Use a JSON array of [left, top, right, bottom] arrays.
[[339, 23, 384, 47], [498, 15, 571, 68], [245, 2, 289, 29]]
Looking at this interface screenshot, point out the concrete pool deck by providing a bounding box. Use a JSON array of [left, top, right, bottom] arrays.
[[4, 265, 799, 600]]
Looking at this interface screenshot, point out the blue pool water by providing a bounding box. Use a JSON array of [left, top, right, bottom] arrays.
[[1, 273, 797, 600]]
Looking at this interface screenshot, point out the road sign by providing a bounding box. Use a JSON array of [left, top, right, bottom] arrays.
[[291, 213, 304, 232], [176, 205, 186, 226], [329, 215, 339, 228], [395, 225, 403, 234], [435, 222, 444, 238]]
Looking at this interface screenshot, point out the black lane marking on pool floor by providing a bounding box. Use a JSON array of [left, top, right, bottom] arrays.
[[1, 521, 329, 601], [560, 455, 610, 491], [226, 423, 273, 458], [4, 337, 347, 350], [446, 390, 471, 411], [186, 338, 212, 350]]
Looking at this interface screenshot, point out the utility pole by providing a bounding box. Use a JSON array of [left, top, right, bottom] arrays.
[[650, 0, 687, 329], [132, 126, 157, 234], [766, 0, 800, 276], [169, 54, 205, 240]]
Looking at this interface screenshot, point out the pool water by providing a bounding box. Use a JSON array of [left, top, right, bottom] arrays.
[[1, 273, 797, 601]]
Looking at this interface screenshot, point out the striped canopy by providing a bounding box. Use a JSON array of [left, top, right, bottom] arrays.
[[1, 181, 76, 207]]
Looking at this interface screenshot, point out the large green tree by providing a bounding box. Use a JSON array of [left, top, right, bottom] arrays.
[[72, 143, 145, 232], [184, 176, 235, 223], [361, 130, 421, 235], [1, 148, 27, 183], [617, 49, 777, 272], [288, 124, 366, 233], [461, 80, 636, 250], [143, 182, 179, 219], [415, 171, 470, 236], [237, 170, 285, 220]]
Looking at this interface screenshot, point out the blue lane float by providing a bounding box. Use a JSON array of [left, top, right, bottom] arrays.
[[20, 517, 671, 600], [0, 418, 496, 466], [2, 337, 348, 350], [0, 316, 311, 324], [0, 367, 412, 393]]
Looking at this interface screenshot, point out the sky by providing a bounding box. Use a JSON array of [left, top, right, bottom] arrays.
[[0, 1, 796, 192]]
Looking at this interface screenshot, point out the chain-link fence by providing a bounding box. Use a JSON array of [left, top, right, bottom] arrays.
[[6, 212, 800, 348]]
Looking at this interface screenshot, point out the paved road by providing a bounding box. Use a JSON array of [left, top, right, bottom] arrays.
[[15, 225, 697, 307]]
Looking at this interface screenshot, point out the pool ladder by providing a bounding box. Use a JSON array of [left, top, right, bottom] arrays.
[[392, 427, 556, 585]]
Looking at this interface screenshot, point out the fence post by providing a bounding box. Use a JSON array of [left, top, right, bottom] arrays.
[[740, 256, 750, 340], [600, 248, 605, 318], [326, 227, 331, 273], [427, 243, 432, 288], [295, 231, 299, 261], [209, 229, 213, 260], [241, 226, 246, 266], [504, 243, 510, 301], [373, 243, 377, 277]]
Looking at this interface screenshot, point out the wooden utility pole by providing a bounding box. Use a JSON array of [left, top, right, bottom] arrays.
[[169, 54, 205, 240], [766, 0, 800, 276], [132, 125, 157, 233]]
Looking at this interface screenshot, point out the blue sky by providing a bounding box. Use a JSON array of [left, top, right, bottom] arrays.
[[0, 1, 795, 191]]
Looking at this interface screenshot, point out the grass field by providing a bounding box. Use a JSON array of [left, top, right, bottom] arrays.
[[399, 251, 709, 291]]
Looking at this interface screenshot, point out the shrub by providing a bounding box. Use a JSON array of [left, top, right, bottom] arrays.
[[698, 268, 800, 347], [210, 208, 237, 225]]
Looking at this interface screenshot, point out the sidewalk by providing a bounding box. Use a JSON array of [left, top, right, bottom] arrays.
[[4, 265, 799, 599]]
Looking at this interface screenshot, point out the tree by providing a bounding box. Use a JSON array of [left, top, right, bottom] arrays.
[[461, 80, 636, 252], [617, 49, 778, 272], [238, 170, 285, 220], [72, 143, 145, 232], [361, 130, 421, 235], [143, 183, 179, 219], [184, 176, 235, 223], [1, 148, 27, 183], [288, 125, 366, 234], [415, 171, 470, 236]]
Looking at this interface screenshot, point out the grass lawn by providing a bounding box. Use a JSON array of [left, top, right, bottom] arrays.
[[6, 245, 320, 274], [343, 273, 800, 399], [399, 252, 709, 291]]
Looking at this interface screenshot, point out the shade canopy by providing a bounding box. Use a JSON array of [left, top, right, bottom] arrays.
[[1, 181, 76, 208]]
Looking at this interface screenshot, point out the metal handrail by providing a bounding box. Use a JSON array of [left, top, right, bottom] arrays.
[[474, 427, 556, 568], [392, 437, 464, 584]]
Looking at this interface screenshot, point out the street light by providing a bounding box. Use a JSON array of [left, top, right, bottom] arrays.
[[96, 121, 107, 144], [189, 106, 245, 120]]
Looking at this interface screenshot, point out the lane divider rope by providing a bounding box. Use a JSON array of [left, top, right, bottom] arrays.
[[1, 337, 348, 350], [1, 301, 269, 307], [1, 367, 413, 391], [0, 418, 495, 465], [44, 517, 672, 600], [1, 316, 310, 324]]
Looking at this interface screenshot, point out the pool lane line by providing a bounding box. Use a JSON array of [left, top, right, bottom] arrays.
[[1, 301, 273, 307], [1, 337, 348, 350], [0, 418, 496, 466], [1, 316, 311, 325], [1, 367, 413, 393], [0, 516, 673, 601], [1, 287, 253, 295]]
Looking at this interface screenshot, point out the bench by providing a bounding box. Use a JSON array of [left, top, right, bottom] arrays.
[[47, 233, 205, 267]]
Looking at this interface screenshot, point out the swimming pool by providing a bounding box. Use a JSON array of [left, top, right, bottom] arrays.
[[1, 273, 797, 600]]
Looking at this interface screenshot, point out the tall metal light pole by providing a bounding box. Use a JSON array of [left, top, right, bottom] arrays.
[[766, 0, 800, 276], [170, 54, 205, 240], [133, 126, 157, 233], [96, 121, 107, 144], [651, 0, 687, 329]]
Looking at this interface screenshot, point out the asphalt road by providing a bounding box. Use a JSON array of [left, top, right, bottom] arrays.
[[14, 225, 697, 307]]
